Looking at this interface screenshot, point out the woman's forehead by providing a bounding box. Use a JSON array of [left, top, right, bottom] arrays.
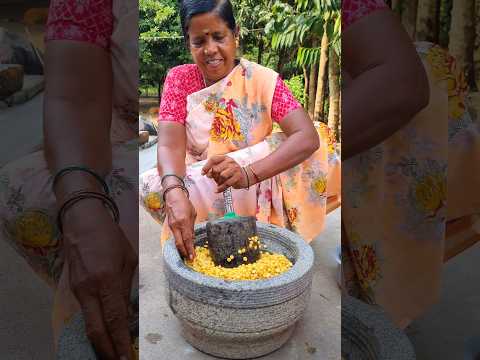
[[188, 12, 229, 34]]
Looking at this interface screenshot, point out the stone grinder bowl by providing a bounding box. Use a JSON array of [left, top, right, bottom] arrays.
[[163, 221, 314, 359], [342, 295, 416, 359]]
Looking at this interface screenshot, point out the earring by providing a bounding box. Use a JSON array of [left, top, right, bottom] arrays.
[[236, 39, 239, 48]]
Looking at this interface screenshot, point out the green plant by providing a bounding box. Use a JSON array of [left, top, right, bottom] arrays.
[[284, 75, 306, 106]]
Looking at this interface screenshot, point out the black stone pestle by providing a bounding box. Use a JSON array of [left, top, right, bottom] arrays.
[[206, 215, 261, 268]]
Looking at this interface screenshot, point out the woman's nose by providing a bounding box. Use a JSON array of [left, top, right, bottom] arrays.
[[204, 38, 218, 56]]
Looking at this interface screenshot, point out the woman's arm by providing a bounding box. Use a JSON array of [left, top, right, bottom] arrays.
[[157, 122, 197, 260], [248, 108, 319, 183], [44, 40, 112, 200], [43, 41, 135, 360], [203, 108, 319, 192], [342, 9, 430, 159]]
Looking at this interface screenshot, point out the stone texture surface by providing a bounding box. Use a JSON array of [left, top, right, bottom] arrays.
[[140, 206, 341, 360], [0, 64, 24, 98], [1, 74, 44, 106], [342, 295, 415, 359], [163, 221, 314, 359], [206, 215, 259, 267]]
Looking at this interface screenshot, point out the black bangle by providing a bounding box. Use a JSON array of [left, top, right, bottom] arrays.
[[57, 190, 119, 233], [162, 184, 189, 203], [161, 174, 185, 187], [53, 166, 110, 195]]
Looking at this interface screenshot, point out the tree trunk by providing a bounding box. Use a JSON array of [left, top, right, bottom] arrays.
[[416, 0, 438, 41], [308, 63, 318, 119], [313, 31, 329, 122], [303, 65, 309, 109], [276, 49, 287, 76], [257, 34, 264, 65], [307, 38, 318, 118], [391, 0, 402, 12], [327, 49, 340, 141], [401, 0, 418, 39], [474, 0, 480, 89], [439, 0, 453, 47], [449, 0, 476, 89]]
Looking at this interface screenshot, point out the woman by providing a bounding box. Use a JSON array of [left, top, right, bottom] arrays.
[[0, 1, 137, 359], [342, 0, 480, 329], [140, 0, 341, 260]]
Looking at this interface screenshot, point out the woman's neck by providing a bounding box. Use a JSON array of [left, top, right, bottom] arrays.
[[203, 58, 240, 87]]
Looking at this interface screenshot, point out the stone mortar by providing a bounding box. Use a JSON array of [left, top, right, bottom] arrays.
[[342, 295, 416, 359], [163, 221, 314, 359]]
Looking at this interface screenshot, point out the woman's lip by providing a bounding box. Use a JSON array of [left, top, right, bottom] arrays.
[[206, 59, 223, 68]]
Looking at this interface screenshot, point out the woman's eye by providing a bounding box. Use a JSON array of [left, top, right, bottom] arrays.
[[214, 35, 225, 42]]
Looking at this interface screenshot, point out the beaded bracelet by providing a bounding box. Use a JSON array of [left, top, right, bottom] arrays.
[[162, 184, 189, 203], [57, 190, 119, 233], [53, 166, 110, 195]]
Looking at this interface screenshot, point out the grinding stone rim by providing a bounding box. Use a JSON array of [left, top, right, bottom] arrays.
[[342, 295, 416, 359], [163, 222, 314, 308]]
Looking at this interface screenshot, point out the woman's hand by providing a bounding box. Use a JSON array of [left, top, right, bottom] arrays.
[[201, 155, 249, 192], [63, 199, 137, 360], [164, 188, 197, 260]]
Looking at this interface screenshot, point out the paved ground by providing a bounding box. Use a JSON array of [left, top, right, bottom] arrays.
[[139, 206, 341, 360], [0, 92, 44, 167], [407, 243, 480, 359]]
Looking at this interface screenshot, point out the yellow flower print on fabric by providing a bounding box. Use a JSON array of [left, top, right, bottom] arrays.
[[312, 176, 327, 196], [415, 174, 446, 216], [210, 107, 244, 143], [426, 45, 468, 120], [14, 210, 55, 248], [204, 99, 218, 113], [144, 192, 163, 211]]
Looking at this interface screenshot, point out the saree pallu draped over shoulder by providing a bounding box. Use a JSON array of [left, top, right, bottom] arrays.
[[140, 59, 341, 244]]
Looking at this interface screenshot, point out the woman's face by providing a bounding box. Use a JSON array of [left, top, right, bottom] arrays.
[[187, 12, 238, 86]]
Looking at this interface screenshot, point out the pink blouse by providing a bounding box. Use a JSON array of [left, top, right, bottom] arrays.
[[45, 0, 113, 49], [159, 64, 301, 124], [44, 0, 301, 123], [342, 0, 388, 30]]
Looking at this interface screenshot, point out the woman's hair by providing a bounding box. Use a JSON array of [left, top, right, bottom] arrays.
[[178, 0, 236, 42]]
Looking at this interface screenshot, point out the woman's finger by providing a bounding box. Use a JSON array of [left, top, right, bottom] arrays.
[[79, 293, 117, 359], [218, 167, 236, 184], [202, 155, 226, 175], [217, 174, 240, 193], [121, 250, 137, 314], [171, 227, 187, 258], [99, 280, 133, 360], [181, 225, 195, 261]]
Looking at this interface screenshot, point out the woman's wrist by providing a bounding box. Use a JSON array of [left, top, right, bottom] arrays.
[[61, 197, 114, 236], [246, 164, 261, 185], [54, 171, 106, 204], [164, 186, 189, 204]]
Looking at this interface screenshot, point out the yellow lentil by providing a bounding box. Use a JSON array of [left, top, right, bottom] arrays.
[[185, 246, 292, 281]]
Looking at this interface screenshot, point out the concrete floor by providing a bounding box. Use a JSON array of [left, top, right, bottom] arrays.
[[139, 206, 341, 360], [407, 243, 480, 359]]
